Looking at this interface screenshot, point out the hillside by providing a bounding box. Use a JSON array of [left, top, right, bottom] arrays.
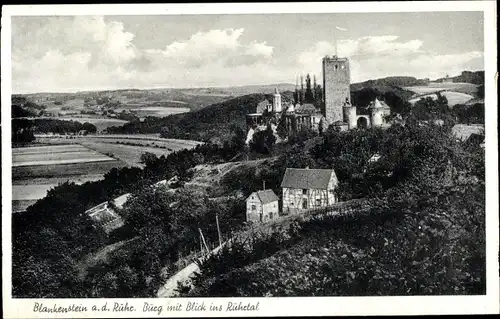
[[106, 92, 294, 143], [434, 71, 484, 85], [177, 124, 485, 297], [350, 76, 430, 91]]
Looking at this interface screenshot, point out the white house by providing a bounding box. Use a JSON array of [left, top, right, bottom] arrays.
[[246, 189, 279, 223]]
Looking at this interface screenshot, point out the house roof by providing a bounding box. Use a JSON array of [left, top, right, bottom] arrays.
[[452, 124, 484, 141], [295, 103, 319, 114], [281, 168, 337, 189], [466, 133, 485, 145], [248, 189, 279, 204], [368, 98, 390, 109]]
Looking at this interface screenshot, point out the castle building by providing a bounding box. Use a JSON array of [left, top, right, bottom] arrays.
[[323, 56, 351, 125], [322, 55, 391, 130], [245, 55, 392, 137], [273, 88, 282, 112]]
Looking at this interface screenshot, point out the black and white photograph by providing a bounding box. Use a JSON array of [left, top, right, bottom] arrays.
[[1, 1, 498, 317]]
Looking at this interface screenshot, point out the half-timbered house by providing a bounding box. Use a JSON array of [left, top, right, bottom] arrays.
[[281, 168, 338, 214]]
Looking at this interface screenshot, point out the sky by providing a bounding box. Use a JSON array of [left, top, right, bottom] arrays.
[[11, 12, 484, 93]]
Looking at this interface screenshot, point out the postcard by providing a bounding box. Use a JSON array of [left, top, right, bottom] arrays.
[[1, 1, 498, 317]]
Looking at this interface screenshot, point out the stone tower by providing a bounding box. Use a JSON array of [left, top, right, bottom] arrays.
[[273, 87, 282, 112], [322, 55, 351, 124]]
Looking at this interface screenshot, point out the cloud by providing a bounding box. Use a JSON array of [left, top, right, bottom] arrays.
[[11, 17, 483, 93], [148, 28, 273, 68], [12, 18, 276, 92], [297, 35, 483, 82]]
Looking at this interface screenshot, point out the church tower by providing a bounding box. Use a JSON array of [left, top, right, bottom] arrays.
[[273, 87, 282, 112], [322, 55, 351, 124]]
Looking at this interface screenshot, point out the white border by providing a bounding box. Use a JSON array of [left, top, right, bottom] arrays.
[[2, 2, 498, 317]]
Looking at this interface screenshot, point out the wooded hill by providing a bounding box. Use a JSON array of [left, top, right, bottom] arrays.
[[105, 85, 412, 142], [434, 71, 484, 85]]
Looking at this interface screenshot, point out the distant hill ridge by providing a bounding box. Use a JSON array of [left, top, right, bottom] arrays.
[[350, 76, 430, 91], [433, 71, 484, 85]]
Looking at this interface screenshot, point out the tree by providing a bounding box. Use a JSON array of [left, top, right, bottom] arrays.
[[140, 152, 159, 166], [382, 91, 411, 116], [304, 74, 314, 103], [276, 112, 288, 140], [476, 85, 484, 99], [249, 124, 276, 154], [229, 124, 246, 152], [82, 122, 97, 134], [12, 119, 35, 143]]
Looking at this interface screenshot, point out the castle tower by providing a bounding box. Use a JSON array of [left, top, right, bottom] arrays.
[[273, 87, 282, 112], [343, 98, 357, 129], [322, 55, 351, 124]]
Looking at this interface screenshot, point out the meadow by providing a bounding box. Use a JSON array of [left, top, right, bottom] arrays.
[[405, 82, 478, 96], [12, 144, 123, 212], [13, 144, 116, 167], [409, 91, 474, 107]]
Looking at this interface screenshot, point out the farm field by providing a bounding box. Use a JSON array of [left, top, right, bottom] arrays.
[[129, 106, 190, 118], [404, 82, 478, 95], [13, 144, 116, 167], [409, 91, 474, 107], [12, 144, 125, 213], [80, 141, 172, 167], [33, 134, 202, 167], [12, 135, 201, 212], [12, 160, 125, 180]]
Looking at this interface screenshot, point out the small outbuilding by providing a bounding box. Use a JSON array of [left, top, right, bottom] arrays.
[[246, 189, 279, 223]]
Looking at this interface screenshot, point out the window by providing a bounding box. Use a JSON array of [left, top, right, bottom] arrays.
[[341, 64, 345, 70], [335, 64, 339, 70], [270, 212, 273, 220], [316, 199, 321, 206], [251, 205, 256, 210], [302, 189, 307, 195], [302, 199, 308, 209]]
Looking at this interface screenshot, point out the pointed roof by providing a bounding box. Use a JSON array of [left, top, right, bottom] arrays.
[[247, 189, 279, 204], [281, 168, 337, 189], [368, 98, 390, 109], [274, 87, 280, 95]]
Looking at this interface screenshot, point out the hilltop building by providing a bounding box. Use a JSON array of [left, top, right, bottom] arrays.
[[281, 168, 338, 214], [245, 55, 393, 136], [322, 55, 392, 130], [246, 88, 283, 129], [246, 189, 280, 223]]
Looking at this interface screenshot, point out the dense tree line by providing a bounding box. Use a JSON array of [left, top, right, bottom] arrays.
[[12, 118, 97, 138], [182, 118, 485, 296], [11, 96, 46, 118]]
